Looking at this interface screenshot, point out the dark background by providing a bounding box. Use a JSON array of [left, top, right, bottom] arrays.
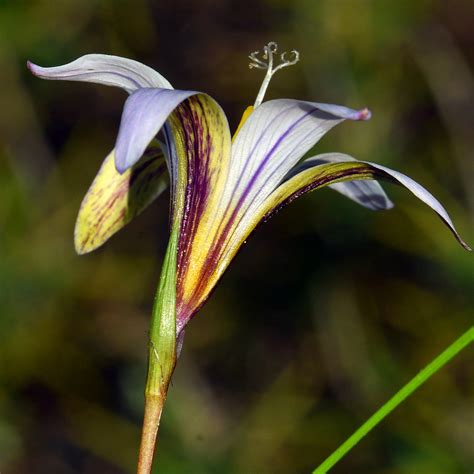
[[0, 1, 473, 473]]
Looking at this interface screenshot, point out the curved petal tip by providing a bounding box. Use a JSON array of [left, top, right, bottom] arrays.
[[26, 60, 39, 75], [114, 160, 128, 175], [459, 238, 472, 252], [27, 60, 50, 79], [357, 107, 372, 121]]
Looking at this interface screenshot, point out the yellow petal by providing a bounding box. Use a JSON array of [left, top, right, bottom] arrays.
[[74, 140, 168, 254]]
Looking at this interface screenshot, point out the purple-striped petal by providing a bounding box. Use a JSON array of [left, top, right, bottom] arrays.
[[226, 99, 371, 223], [27, 54, 172, 93], [286, 153, 394, 210], [204, 100, 371, 271], [262, 153, 470, 251]]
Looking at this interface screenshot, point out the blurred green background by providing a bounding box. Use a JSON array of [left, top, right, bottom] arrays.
[[0, 1, 473, 473]]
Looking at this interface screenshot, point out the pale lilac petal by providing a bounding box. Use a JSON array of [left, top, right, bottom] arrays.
[[115, 88, 198, 172], [222, 99, 371, 252], [288, 153, 394, 210], [27, 54, 172, 93], [228, 99, 371, 210]]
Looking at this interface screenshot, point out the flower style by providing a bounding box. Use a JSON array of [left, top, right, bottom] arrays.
[[28, 42, 470, 473]]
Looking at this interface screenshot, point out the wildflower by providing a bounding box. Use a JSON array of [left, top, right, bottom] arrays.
[[28, 42, 469, 473]]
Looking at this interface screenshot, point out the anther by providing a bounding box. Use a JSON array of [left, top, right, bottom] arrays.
[[249, 41, 300, 107]]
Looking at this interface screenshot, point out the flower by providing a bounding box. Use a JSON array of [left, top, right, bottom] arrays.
[[28, 43, 470, 473], [27, 44, 469, 337]]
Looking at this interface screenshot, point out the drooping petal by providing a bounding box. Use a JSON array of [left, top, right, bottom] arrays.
[[259, 153, 470, 250], [114, 88, 201, 172], [285, 153, 394, 210], [27, 54, 172, 93], [74, 140, 168, 254], [201, 155, 469, 300]]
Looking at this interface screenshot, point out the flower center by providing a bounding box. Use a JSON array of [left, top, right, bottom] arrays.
[[249, 41, 300, 108]]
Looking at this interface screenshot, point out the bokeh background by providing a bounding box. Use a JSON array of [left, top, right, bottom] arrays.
[[1, 1, 473, 473]]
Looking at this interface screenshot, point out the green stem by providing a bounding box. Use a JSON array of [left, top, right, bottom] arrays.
[[313, 326, 474, 474], [137, 226, 180, 474]]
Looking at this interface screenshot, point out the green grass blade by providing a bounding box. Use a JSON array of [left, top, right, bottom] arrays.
[[313, 326, 474, 473]]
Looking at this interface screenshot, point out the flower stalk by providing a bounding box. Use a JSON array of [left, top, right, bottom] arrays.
[[137, 394, 165, 474]]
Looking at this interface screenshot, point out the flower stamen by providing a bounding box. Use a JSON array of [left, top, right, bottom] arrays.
[[249, 42, 300, 107]]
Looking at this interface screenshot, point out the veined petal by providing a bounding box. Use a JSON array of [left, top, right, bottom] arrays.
[[27, 54, 172, 93], [260, 153, 470, 250], [74, 140, 168, 254], [286, 153, 394, 210], [204, 154, 469, 297], [228, 99, 370, 202], [221, 99, 371, 234]]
